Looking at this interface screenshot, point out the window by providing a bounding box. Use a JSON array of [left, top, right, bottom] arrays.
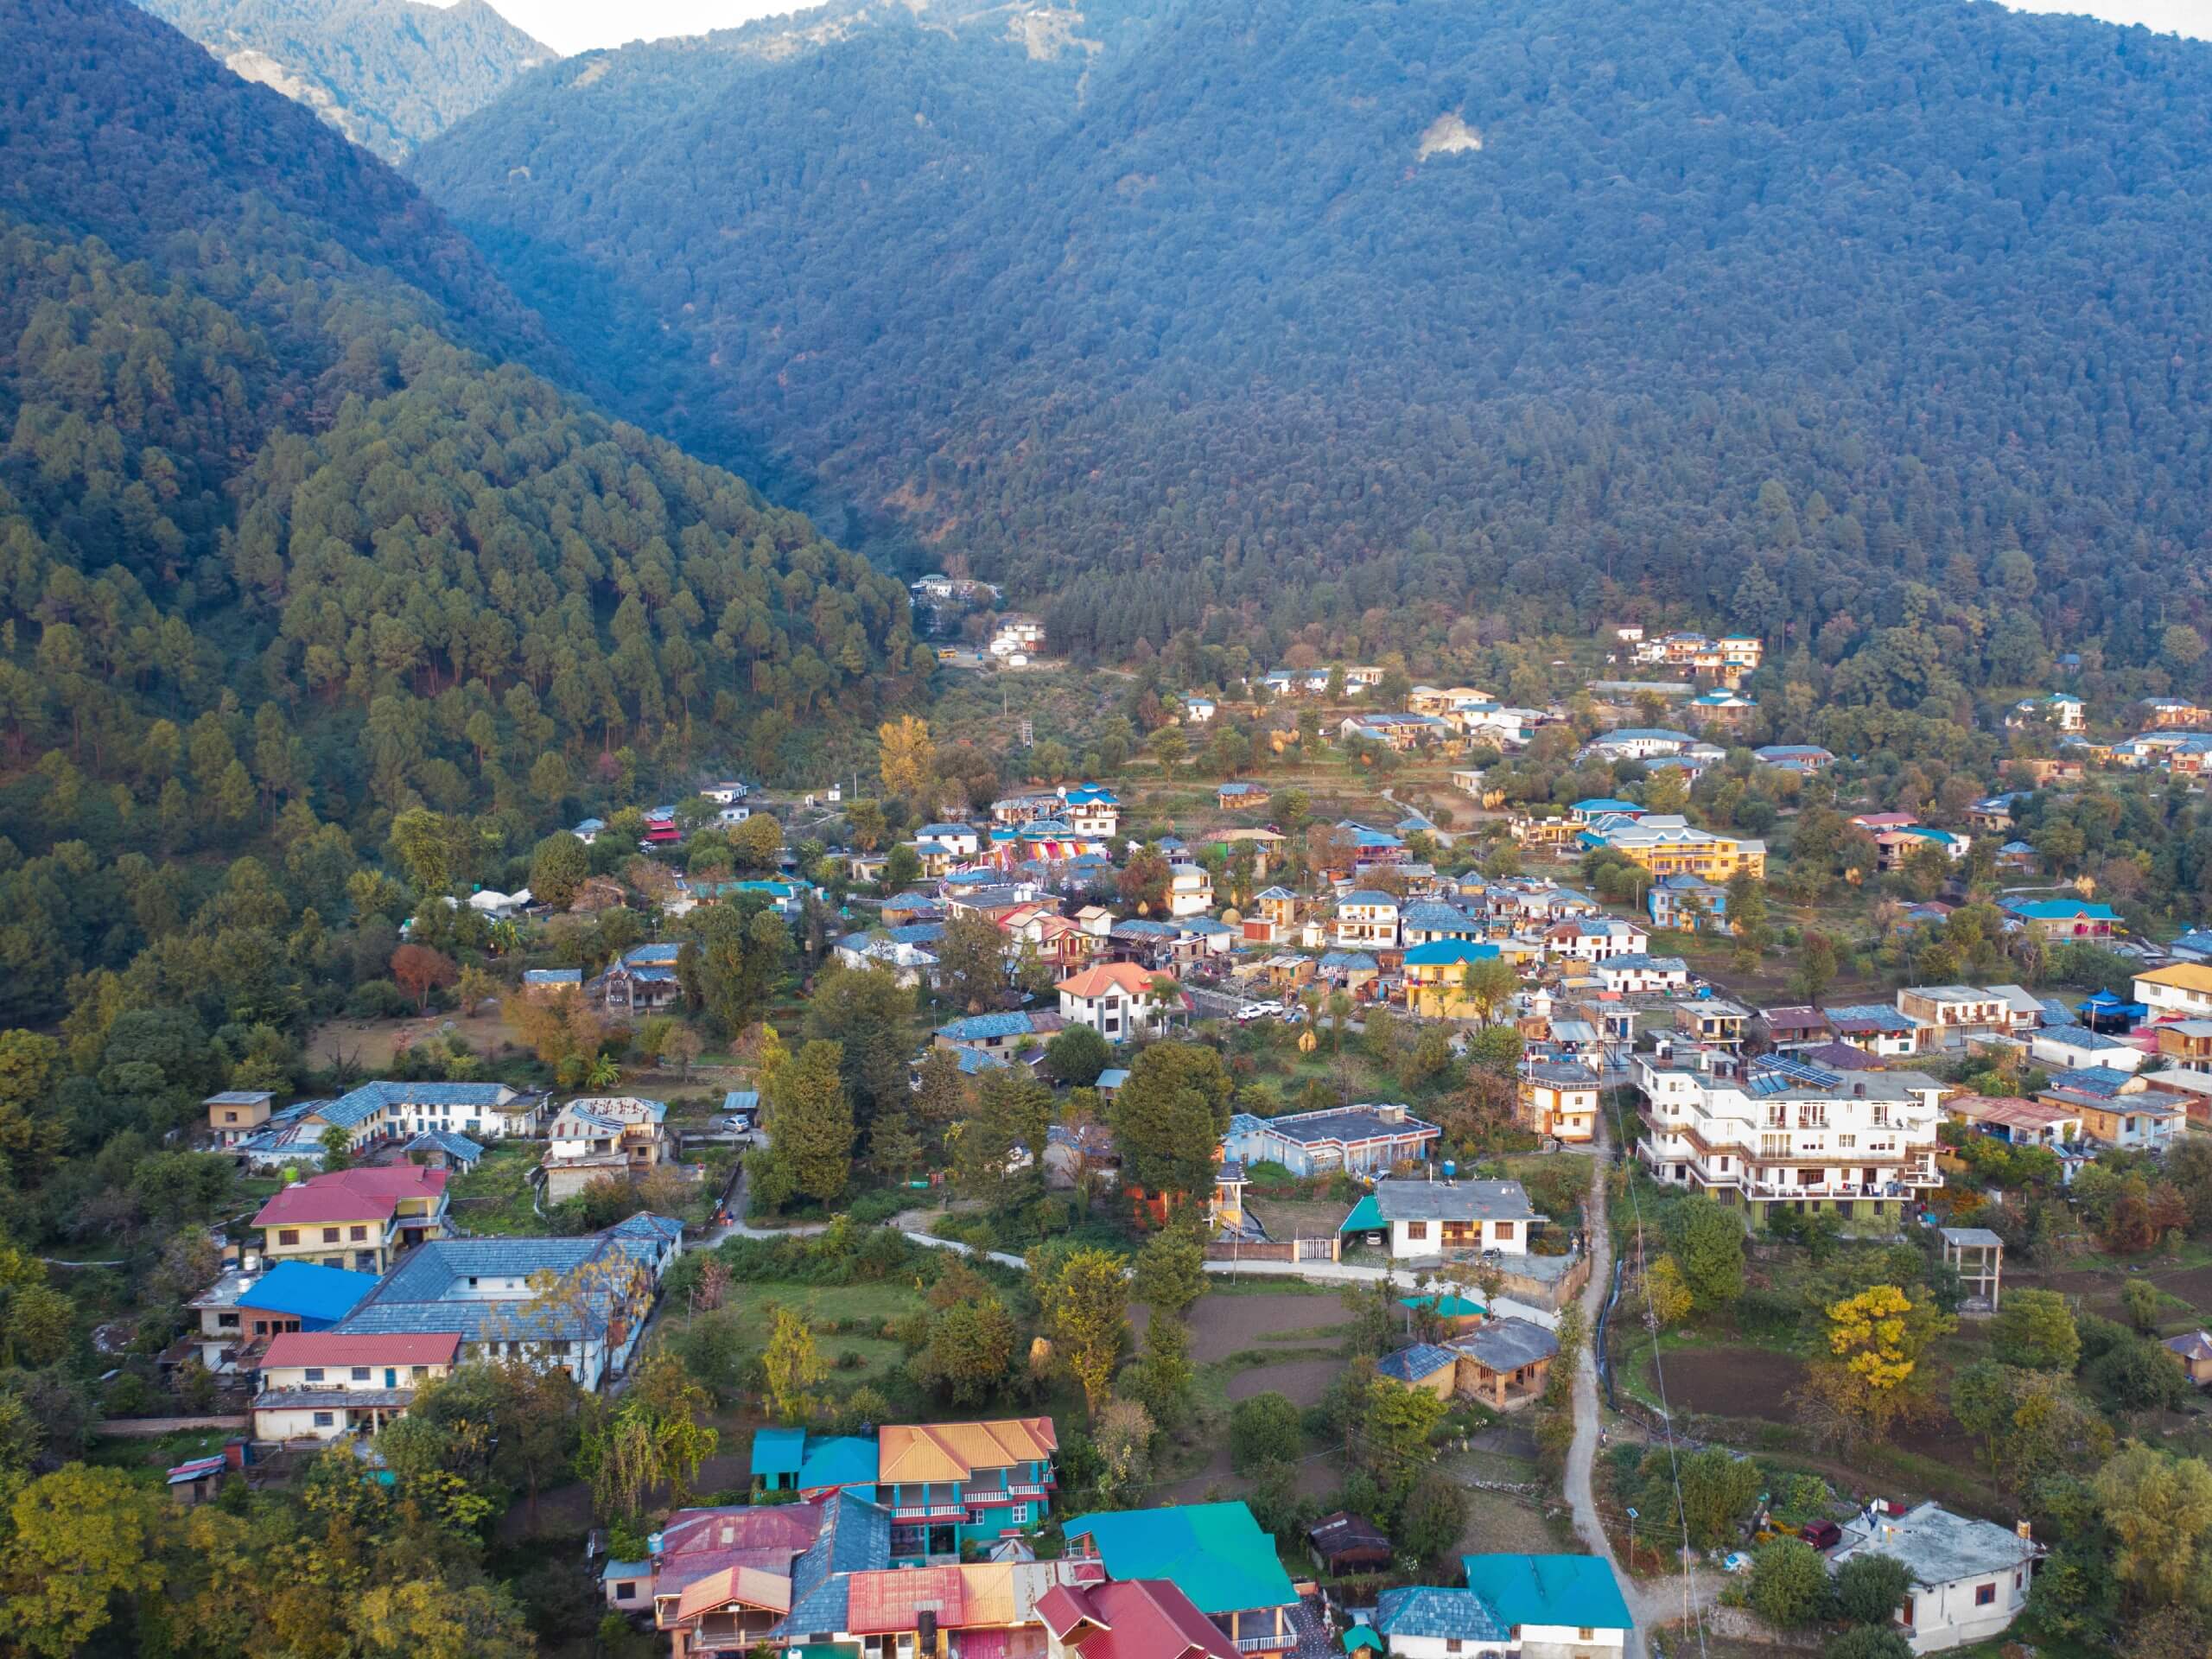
[[312, 1412, 334, 1427], [1494, 1222, 1516, 1240], [277, 1230, 299, 1246], [349, 1225, 367, 1242], [613, 1583, 635, 1602], [1579, 1631, 1595, 1642], [1406, 1221, 1429, 1242], [351, 1367, 371, 1382], [1975, 1583, 1997, 1607], [304, 1368, 325, 1382], [321, 1227, 339, 1243]]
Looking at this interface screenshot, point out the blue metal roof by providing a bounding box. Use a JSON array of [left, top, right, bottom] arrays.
[[938, 1012, 1039, 1041], [752, 1426, 807, 1478], [238, 1262, 380, 1323], [308, 1080, 518, 1131], [1375, 1586, 1509, 1643], [798, 1435, 879, 1491]]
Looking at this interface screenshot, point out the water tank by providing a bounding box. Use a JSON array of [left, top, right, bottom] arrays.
[[1442, 1160, 1457, 1179]]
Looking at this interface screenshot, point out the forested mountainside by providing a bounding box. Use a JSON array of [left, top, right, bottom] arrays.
[[0, 0, 924, 1023], [415, 0, 2212, 671], [140, 0, 556, 162]]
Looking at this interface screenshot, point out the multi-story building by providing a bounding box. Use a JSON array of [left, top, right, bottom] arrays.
[[1166, 864, 1214, 918], [1063, 1503, 1301, 1657], [206, 1090, 274, 1147], [2136, 963, 2212, 1019], [1402, 939, 1509, 1019], [2140, 697, 2212, 729], [1646, 874, 1727, 933], [1223, 1103, 1440, 1176], [1636, 1051, 1943, 1232], [1543, 917, 1649, 963], [1583, 814, 1765, 881], [1518, 1063, 1599, 1143], [250, 1331, 460, 1442], [1332, 889, 1401, 950], [878, 1417, 1057, 1565], [541, 1096, 672, 1202], [1895, 986, 2013, 1046], [1056, 963, 1177, 1041], [252, 1166, 450, 1273]]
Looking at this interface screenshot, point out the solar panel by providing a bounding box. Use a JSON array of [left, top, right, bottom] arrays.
[[1744, 1054, 1843, 1095]]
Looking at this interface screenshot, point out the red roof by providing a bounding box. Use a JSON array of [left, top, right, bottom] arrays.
[[262, 1331, 461, 1370], [1038, 1581, 1236, 1659], [252, 1166, 447, 1228], [1058, 962, 1166, 1000], [846, 1565, 965, 1635]]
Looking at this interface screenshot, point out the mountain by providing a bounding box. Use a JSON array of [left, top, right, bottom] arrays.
[[0, 0, 921, 968], [413, 0, 2212, 678], [139, 0, 556, 161]]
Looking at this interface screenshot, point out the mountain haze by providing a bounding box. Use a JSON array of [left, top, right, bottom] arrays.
[[415, 0, 2212, 678], [141, 0, 557, 161]]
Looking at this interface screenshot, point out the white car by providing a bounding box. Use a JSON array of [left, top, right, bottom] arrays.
[[1235, 1003, 1273, 1022]]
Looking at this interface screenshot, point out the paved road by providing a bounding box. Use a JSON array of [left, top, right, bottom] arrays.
[[1560, 1120, 1716, 1656]]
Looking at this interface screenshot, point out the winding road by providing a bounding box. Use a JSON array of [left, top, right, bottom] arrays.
[[1561, 1116, 1717, 1658]]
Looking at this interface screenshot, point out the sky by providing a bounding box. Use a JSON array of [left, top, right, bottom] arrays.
[[479, 0, 2209, 56]]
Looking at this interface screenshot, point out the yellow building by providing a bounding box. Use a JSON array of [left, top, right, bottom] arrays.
[[251, 1166, 450, 1274], [1588, 814, 1765, 880], [1402, 941, 1509, 1020]]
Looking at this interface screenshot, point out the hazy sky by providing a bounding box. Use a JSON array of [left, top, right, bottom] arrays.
[[482, 0, 2208, 57]]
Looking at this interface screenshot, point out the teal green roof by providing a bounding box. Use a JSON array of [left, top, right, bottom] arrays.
[[1460, 1554, 1633, 1631], [1343, 1626, 1383, 1653], [798, 1434, 878, 1491], [1340, 1194, 1384, 1234], [1064, 1503, 1297, 1615], [1402, 1293, 1485, 1318], [751, 1426, 806, 1479]]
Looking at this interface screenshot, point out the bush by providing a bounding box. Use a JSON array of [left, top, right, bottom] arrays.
[[1230, 1391, 1305, 1475], [1748, 1537, 1828, 1626], [345, 979, 413, 1019], [846, 1188, 912, 1225], [1834, 1552, 1911, 1625], [1823, 1630, 1914, 1659]]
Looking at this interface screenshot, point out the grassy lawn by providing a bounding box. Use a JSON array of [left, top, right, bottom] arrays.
[[447, 1141, 543, 1235]]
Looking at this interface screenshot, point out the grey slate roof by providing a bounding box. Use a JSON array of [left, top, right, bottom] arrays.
[[1375, 1343, 1458, 1383], [1370, 1178, 1538, 1225], [1831, 1501, 2039, 1588], [1447, 1318, 1560, 1372], [770, 1490, 893, 1640], [1374, 1586, 1510, 1642], [333, 1221, 677, 1344]]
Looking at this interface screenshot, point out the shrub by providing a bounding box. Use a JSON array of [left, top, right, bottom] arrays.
[[1230, 1391, 1305, 1475], [1749, 1537, 1828, 1626]]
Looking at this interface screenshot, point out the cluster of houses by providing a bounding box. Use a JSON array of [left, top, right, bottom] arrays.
[[1611, 626, 1765, 688], [179, 1154, 685, 1440], [591, 1407, 1640, 1659]]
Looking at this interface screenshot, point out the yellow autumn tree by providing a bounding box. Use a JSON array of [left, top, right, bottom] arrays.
[[1794, 1283, 1955, 1450], [878, 715, 937, 800]]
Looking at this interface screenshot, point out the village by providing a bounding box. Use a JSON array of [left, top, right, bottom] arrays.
[[88, 608, 2212, 1659]]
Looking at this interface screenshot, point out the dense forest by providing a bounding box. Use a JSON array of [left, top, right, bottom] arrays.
[[0, 0, 926, 1023], [412, 0, 2212, 670], [141, 0, 556, 161]]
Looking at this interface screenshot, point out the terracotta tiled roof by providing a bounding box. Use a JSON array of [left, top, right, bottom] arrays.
[[876, 1418, 1057, 1484]]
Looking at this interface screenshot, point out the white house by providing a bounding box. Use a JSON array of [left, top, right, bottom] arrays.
[[1828, 1503, 2039, 1654], [1333, 889, 1401, 950], [1166, 865, 1214, 918], [989, 615, 1046, 658], [1056, 963, 1176, 1042], [251, 1332, 460, 1442], [2028, 1027, 2145, 1074], [1353, 1178, 1540, 1261], [2135, 964, 2212, 1020], [698, 781, 747, 805], [1183, 696, 1217, 724], [1595, 954, 1689, 995], [1545, 918, 1649, 963]]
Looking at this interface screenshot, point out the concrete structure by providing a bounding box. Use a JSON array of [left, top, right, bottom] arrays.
[[251, 1331, 460, 1441], [1057, 962, 1178, 1041], [1346, 1178, 1541, 1260], [541, 1096, 671, 1202], [206, 1090, 274, 1147], [2137, 963, 2212, 1020], [1518, 1063, 1599, 1143], [1582, 814, 1764, 880], [1938, 1226, 2003, 1313], [1223, 1104, 1440, 1177], [1460, 1554, 1634, 1659], [878, 1417, 1057, 1566], [1636, 1051, 1943, 1231], [1829, 1503, 2039, 1653], [252, 1166, 449, 1273], [1063, 1503, 1300, 1657]]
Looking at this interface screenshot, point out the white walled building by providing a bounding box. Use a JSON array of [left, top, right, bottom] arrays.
[[1829, 1503, 2039, 1653]]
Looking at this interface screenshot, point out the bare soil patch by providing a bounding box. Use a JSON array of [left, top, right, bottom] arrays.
[[308, 1009, 518, 1071], [1226, 1357, 1340, 1408], [1650, 1347, 1805, 1422], [1188, 1291, 1351, 1364]]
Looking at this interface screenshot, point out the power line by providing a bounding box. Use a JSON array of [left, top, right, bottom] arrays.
[[1605, 1087, 1713, 1659]]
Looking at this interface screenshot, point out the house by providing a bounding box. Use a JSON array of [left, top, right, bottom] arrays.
[[404, 1130, 485, 1172], [1646, 874, 1727, 934], [594, 943, 685, 1014], [2135, 963, 2212, 1020], [1058, 963, 1175, 1040], [1875, 826, 1971, 872], [186, 1261, 380, 1371], [522, 968, 582, 999], [1760, 1006, 1833, 1052], [1318, 950, 1383, 998], [1184, 696, 1218, 724], [1942, 1095, 2083, 1149], [1062, 1503, 1300, 1657], [252, 1166, 449, 1274], [2029, 1026, 2145, 1074], [1594, 955, 1690, 995], [1581, 815, 1764, 881], [1825, 1004, 1924, 1058], [1223, 1104, 1440, 1177], [571, 817, 604, 846], [1166, 864, 1215, 918], [1400, 901, 1482, 947], [1753, 744, 1834, 772], [1402, 939, 1508, 1020], [2005, 899, 2121, 943], [657, 1490, 887, 1654], [1335, 820, 1408, 868], [1059, 785, 1122, 838], [1037, 1577, 1241, 1659], [251, 1331, 461, 1442], [2139, 697, 2212, 729], [879, 1417, 1057, 1565], [989, 615, 1046, 658], [2059, 1085, 2181, 1151], [1217, 781, 1268, 810], [1828, 1502, 2040, 1654], [1519, 1063, 1599, 1143], [166, 1452, 234, 1507], [1636, 1051, 1943, 1232], [1370, 1586, 1510, 1656], [2005, 692, 2085, 732], [1543, 918, 1649, 963], [202, 1090, 277, 1151], [1897, 986, 2015, 1047], [1459, 1554, 1634, 1658], [1344, 1178, 1540, 1260], [540, 1096, 672, 1202], [261, 1080, 533, 1155], [2165, 1331, 2212, 1387], [1679, 998, 1750, 1052], [1307, 1511, 1394, 1577], [327, 1217, 682, 1391], [1333, 889, 1402, 949], [935, 1010, 1062, 1058], [1375, 1319, 1561, 1413]]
